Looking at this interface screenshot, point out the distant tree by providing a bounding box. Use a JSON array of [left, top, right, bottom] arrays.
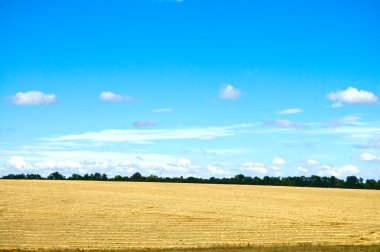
[[113, 175, 124, 181], [365, 179, 377, 189], [345, 176, 362, 189], [327, 176, 339, 188], [234, 174, 245, 182], [2, 173, 26, 179], [131, 172, 142, 181], [92, 173, 102, 180], [186, 176, 197, 183], [26, 174, 42, 179], [146, 175, 159, 182], [310, 175, 322, 187], [252, 176, 262, 185], [68, 174, 83, 180], [262, 176, 272, 185], [1, 171, 379, 190], [47, 172, 65, 180]]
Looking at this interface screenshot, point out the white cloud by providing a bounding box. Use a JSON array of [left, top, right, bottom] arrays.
[[241, 162, 268, 175], [327, 87, 378, 106], [7, 156, 31, 169], [34, 160, 82, 169], [272, 157, 287, 166], [219, 84, 242, 100], [296, 159, 360, 178], [44, 124, 251, 144], [359, 153, 379, 162], [99, 91, 137, 102], [10, 91, 56, 105], [2, 152, 234, 178], [315, 165, 338, 177], [207, 165, 228, 176], [152, 108, 173, 113], [277, 108, 302, 115], [296, 166, 309, 173], [133, 120, 156, 128], [307, 159, 319, 165], [338, 164, 359, 175], [1, 151, 369, 179]]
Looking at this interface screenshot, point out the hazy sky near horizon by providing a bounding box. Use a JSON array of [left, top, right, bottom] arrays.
[[1, 0, 380, 178]]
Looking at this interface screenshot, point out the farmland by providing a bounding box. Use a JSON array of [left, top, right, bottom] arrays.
[[0, 180, 379, 251]]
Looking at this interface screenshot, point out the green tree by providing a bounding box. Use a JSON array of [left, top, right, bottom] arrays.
[[131, 172, 142, 181], [47, 172, 65, 180], [68, 174, 83, 180], [345, 176, 362, 188], [92, 173, 102, 180], [113, 175, 124, 181], [101, 173, 108, 181]]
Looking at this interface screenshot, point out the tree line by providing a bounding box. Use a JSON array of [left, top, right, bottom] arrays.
[[2, 171, 380, 190]]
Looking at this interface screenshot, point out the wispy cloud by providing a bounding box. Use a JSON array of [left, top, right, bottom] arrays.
[[263, 120, 305, 129], [43, 124, 252, 144], [304, 125, 380, 139], [255, 120, 380, 143], [219, 84, 242, 100], [327, 87, 378, 107], [354, 137, 380, 149], [201, 148, 248, 156], [325, 115, 364, 128], [8, 91, 56, 105], [133, 120, 156, 128], [152, 108, 173, 113], [158, 0, 184, 2], [99, 91, 138, 102], [277, 108, 302, 115]]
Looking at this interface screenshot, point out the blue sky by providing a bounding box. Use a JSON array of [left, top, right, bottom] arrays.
[[1, 0, 379, 178]]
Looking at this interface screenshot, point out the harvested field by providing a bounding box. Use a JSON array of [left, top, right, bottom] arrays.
[[0, 180, 379, 251]]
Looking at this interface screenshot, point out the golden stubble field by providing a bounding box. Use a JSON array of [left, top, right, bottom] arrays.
[[0, 180, 379, 251]]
